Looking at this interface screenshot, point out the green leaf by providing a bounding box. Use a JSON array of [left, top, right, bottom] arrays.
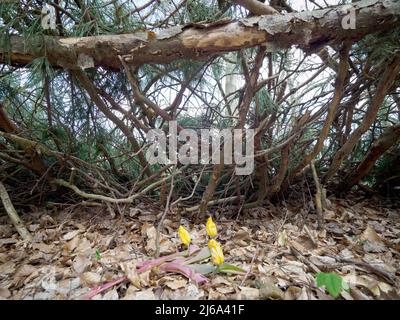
[[183, 247, 211, 265], [189, 264, 216, 275], [217, 263, 246, 274], [95, 250, 101, 261], [316, 272, 348, 298]]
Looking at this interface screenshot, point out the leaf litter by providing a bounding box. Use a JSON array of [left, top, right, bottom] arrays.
[[0, 197, 399, 300]]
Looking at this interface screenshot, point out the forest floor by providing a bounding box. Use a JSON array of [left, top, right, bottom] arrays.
[[0, 195, 399, 300]]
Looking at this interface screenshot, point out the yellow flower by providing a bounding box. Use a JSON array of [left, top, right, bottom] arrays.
[[206, 216, 218, 238], [178, 225, 191, 246], [208, 239, 219, 249], [210, 242, 224, 266]]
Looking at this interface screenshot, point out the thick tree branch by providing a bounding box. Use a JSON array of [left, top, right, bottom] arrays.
[[1, 0, 399, 69]]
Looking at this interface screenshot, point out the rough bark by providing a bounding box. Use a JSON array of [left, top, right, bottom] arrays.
[[340, 124, 400, 191], [1, 0, 399, 69]]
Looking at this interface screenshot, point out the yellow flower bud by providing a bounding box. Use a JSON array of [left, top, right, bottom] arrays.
[[178, 225, 191, 246], [206, 216, 218, 238], [208, 239, 219, 249], [210, 242, 224, 266]]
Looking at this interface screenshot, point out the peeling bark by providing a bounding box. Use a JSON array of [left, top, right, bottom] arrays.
[[1, 0, 399, 69]]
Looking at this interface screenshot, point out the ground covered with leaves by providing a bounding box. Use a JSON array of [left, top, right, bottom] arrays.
[[0, 196, 399, 300]]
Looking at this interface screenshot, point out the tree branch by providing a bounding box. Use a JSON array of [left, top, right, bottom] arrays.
[[1, 0, 399, 69]]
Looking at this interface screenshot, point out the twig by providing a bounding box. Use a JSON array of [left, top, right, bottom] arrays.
[[310, 160, 323, 229], [240, 245, 259, 286], [0, 182, 32, 241], [328, 255, 397, 285], [155, 169, 175, 258]]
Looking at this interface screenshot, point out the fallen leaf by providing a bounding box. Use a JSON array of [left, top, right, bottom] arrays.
[[63, 230, 80, 241], [363, 240, 386, 253], [123, 288, 155, 300], [284, 286, 301, 300], [0, 287, 11, 298], [361, 225, 383, 243], [65, 236, 80, 253], [13, 264, 39, 286], [80, 272, 101, 286], [101, 289, 119, 300], [257, 276, 284, 300], [165, 279, 187, 290], [76, 238, 92, 254], [121, 261, 141, 288], [0, 261, 15, 275], [238, 286, 259, 300], [73, 254, 91, 274], [277, 230, 287, 247], [32, 242, 54, 254]]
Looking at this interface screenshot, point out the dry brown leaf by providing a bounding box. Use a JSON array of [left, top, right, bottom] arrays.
[[65, 236, 80, 253], [237, 286, 259, 300], [121, 261, 141, 289], [284, 286, 301, 300], [32, 242, 54, 254], [0, 287, 11, 298], [257, 276, 284, 300], [80, 272, 101, 286], [76, 237, 92, 254], [13, 264, 39, 287], [208, 288, 225, 299], [165, 279, 187, 290], [122, 285, 140, 299], [215, 286, 235, 294], [363, 241, 386, 253], [63, 230, 80, 241], [139, 269, 151, 287], [0, 261, 15, 275], [211, 276, 232, 286], [123, 288, 155, 300], [57, 278, 80, 295], [297, 287, 310, 300], [0, 225, 13, 237], [100, 289, 119, 300], [72, 254, 91, 274], [361, 225, 383, 243]]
